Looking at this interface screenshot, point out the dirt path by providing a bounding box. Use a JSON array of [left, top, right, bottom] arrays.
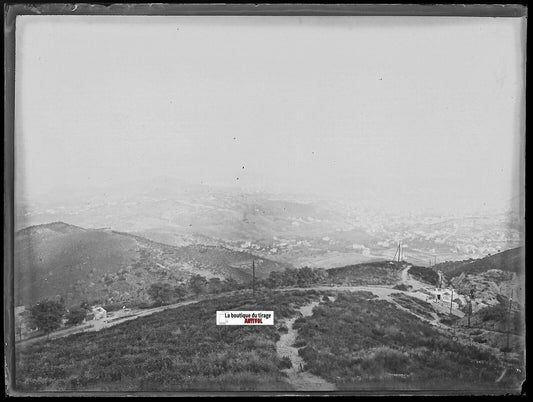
[[276, 301, 337, 391], [401, 266, 425, 290], [14, 278, 462, 347], [16, 294, 232, 347], [15, 284, 439, 347]]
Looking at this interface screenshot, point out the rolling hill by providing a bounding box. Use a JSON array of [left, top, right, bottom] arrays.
[[432, 247, 524, 306], [326, 261, 402, 286], [14, 222, 290, 307], [431, 247, 524, 278]]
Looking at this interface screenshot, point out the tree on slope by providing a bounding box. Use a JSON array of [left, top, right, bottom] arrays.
[[147, 282, 174, 306], [66, 305, 88, 326], [28, 299, 66, 336]]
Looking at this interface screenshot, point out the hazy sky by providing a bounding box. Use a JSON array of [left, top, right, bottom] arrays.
[[15, 16, 525, 214]]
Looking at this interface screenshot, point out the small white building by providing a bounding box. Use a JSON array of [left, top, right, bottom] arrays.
[[91, 306, 107, 320]]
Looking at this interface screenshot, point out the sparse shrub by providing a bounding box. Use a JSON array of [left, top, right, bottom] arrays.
[[372, 347, 410, 374], [279, 356, 292, 369], [477, 303, 507, 323], [102, 302, 125, 312], [16, 289, 322, 392], [28, 299, 66, 335], [298, 345, 318, 361], [371, 326, 386, 337], [439, 317, 456, 326], [473, 336, 487, 344], [147, 283, 173, 306], [408, 266, 439, 285], [188, 274, 208, 295], [393, 283, 410, 291], [66, 306, 87, 326], [290, 291, 511, 390]]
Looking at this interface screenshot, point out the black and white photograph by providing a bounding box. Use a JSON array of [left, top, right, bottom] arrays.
[[5, 4, 526, 396]]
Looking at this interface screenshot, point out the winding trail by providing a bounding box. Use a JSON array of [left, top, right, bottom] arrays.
[[17, 268, 518, 384], [12, 267, 471, 349], [276, 300, 337, 391], [16, 293, 236, 347]]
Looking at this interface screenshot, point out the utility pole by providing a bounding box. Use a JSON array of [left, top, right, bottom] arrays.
[[393, 243, 400, 262], [506, 292, 513, 351], [398, 243, 401, 262], [252, 259, 255, 298], [467, 298, 472, 327], [449, 287, 454, 315]]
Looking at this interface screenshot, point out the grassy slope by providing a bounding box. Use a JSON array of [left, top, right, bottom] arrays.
[[15, 290, 322, 392], [15, 288, 524, 393], [293, 291, 523, 392], [432, 247, 524, 278], [326, 261, 402, 286], [15, 222, 290, 307], [408, 265, 439, 285], [15, 225, 139, 306]]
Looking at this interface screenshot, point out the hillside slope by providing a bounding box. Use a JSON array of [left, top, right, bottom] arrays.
[[14, 222, 289, 307], [432, 248, 524, 306], [15, 289, 524, 392], [326, 261, 403, 286], [432, 247, 524, 278]]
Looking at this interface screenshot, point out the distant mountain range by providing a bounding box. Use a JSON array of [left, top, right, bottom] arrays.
[[15, 177, 524, 269], [14, 222, 289, 307], [14, 218, 524, 311]]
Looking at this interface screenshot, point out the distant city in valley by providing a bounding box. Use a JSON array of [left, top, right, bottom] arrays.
[[16, 177, 524, 270]]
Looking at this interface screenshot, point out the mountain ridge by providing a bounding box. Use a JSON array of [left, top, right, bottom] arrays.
[[14, 221, 290, 307]]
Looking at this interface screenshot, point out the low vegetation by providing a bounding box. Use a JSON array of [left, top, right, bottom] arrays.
[[432, 247, 523, 279], [390, 293, 435, 320], [292, 291, 521, 391], [259, 262, 402, 289], [326, 262, 402, 286], [408, 265, 439, 286], [259, 267, 328, 288], [27, 299, 66, 335], [16, 289, 322, 391], [469, 297, 524, 336]]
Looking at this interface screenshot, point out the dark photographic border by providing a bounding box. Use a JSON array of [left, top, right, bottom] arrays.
[[4, 3, 527, 397]]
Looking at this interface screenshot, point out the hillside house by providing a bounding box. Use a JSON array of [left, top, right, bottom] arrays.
[[91, 306, 107, 320]]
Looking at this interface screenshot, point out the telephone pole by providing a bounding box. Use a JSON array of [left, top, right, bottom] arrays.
[[393, 243, 400, 262], [506, 292, 513, 351], [397, 243, 401, 262], [252, 260, 256, 298], [467, 303, 471, 327], [449, 287, 454, 315]]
